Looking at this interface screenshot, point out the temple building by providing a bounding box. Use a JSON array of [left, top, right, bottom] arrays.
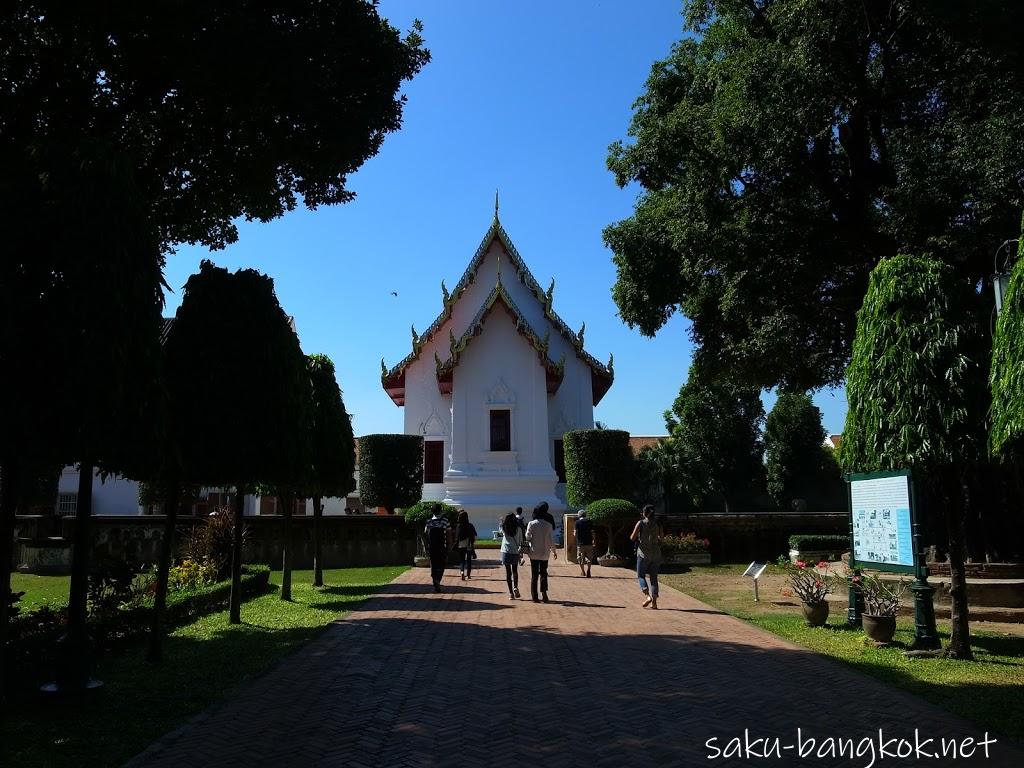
[[381, 209, 614, 521]]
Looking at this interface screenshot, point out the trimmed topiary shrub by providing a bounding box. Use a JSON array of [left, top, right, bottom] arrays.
[[564, 429, 633, 507], [585, 498, 638, 559], [402, 501, 458, 527], [358, 434, 424, 514]]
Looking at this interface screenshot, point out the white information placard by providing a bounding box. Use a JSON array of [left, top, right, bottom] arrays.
[[850, 474, 915, 568]]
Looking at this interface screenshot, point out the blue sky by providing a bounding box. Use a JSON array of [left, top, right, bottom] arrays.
[[165, 0, 848, 438]]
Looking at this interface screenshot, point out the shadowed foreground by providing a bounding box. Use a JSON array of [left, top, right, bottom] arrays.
[[129, 558, 1023, 768]]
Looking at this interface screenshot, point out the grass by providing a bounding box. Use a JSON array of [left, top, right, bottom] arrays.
[[3, 565, 408, 768], [10, 573, 71, 610], [474, 538, 500, 549], [662, 565, 1024, 739]]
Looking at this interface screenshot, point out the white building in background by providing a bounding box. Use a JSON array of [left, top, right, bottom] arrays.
[[381, 210, 614, 521]]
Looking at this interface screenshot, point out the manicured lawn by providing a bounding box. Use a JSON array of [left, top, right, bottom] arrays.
[[662, 565, 1024, 739], [10, 573, 71, 610], [2, 565, 408, 768], [474, 538, 500, 548]]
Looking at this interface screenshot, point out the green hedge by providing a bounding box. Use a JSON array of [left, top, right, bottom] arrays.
[[358, 434, 423, 512], [402, 501, 458, 526], [788, 534, 849, 552], [564, 429, 633, 507]]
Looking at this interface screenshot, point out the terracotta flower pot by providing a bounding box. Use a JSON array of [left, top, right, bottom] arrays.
[[863, 614, 897, 644], [801, 600, 829, 627]]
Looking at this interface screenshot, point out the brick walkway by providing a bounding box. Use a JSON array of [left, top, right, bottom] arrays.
[[129, 556, 1022, 768]]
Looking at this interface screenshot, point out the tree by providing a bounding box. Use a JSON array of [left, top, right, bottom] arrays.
[[765, 392, 827, 509], [165, 261, 308, 624], [667, 374, 765, 513], [605, 0, 1024, 391], [564, 430, 633, 507], [2, 1, 428, 681], [839, 254, 988, 659], [303, 354, 356, 587], [585, 498, 639, 559], [358, 435, 423, 515], [403, 501, 458, 561], [990, 214, 1024, 461], [0, 147, 164, 692]]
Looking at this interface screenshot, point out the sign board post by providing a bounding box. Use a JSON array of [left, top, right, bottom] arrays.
[[846, 469, 939, 649], [742, 561, 767, 602]]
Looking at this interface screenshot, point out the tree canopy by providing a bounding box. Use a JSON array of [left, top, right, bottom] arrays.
[[666, 374, 764, 513], [839, 255, 987, 476], [990, 214, 1024, 461], [164, 261, 309, 490], [304, 354, 356, 500], [1, 1, 429, 251], [605, 0, 1024, 390], [765, 392, 828, 508], [357, 434, 423, 514]]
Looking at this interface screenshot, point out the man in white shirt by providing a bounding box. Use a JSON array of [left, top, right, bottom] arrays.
[[526, 503, 558, 602]]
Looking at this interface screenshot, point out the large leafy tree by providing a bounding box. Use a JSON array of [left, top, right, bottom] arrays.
[[2, 1, 427, 682], [839, 254, 988, 659], [357, 435, 423, 515], [765, 392, 830, 509], [666, 374, 765, 513], [0, 147, 164, 693], [165, 262, 309, 624], [605, 0, 1024, 390], [304, 354, 356, 587], [990, 214, 1024, 461]]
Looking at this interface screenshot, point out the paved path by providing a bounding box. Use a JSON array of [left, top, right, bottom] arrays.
[[129, 557, 1022, 768]]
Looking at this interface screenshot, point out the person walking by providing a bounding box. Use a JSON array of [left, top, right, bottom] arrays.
[[630, 504, 663, 608], [515, 506, 527, 565], [424, 504, 452, 593], [526, 504, 557, 603], [454, 509, 477, 580], [574, 510, 595, 577], [499, 512, 524, 599]]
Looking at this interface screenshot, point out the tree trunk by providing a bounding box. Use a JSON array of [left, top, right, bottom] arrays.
[[943, 472, 973, 660], [61, 459, 95, 688], [0, 461, 18, 704], [312, 495, 324, 587], [228, 486, 245, 624], [147, 483, 180, 663], [279, 494, 293, 601]]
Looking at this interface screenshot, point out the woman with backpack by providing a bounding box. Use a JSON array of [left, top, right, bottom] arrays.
[[630, 504, 663, 609], [499, 512, 524, 599], [454, 509, 477, 580]]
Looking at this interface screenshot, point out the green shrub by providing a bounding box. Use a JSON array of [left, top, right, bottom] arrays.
[[358, 434, 424, 513], [401, 501, 458, 527], [585, 498, 638, 557], [788, 534, 849, 552], [183, 508, 247, 580], [564, 429, 633, 507], [168, 558, 219, 592], [661, 533, 710, 554]]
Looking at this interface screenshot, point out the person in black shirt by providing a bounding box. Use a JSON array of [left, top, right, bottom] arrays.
[[574, 510, 595, 577]]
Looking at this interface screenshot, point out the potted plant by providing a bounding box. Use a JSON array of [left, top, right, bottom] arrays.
[[779, 559, 834, 626], [856, 572, 906, 644], [584, 498, 637, 567], [661, 532, 711, 565]]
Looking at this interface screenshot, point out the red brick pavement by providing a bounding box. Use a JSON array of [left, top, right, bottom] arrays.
[[127, 556, 1023, 768]]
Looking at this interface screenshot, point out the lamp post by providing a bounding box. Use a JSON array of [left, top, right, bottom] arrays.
[[993, 239, 1018, 316]]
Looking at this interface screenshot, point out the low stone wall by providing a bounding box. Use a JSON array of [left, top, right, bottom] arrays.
[[11, 514, 416, 573], [563, 511, 849, 564]]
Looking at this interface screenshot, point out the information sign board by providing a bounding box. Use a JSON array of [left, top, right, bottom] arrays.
[[848, 470, 917, 573]]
